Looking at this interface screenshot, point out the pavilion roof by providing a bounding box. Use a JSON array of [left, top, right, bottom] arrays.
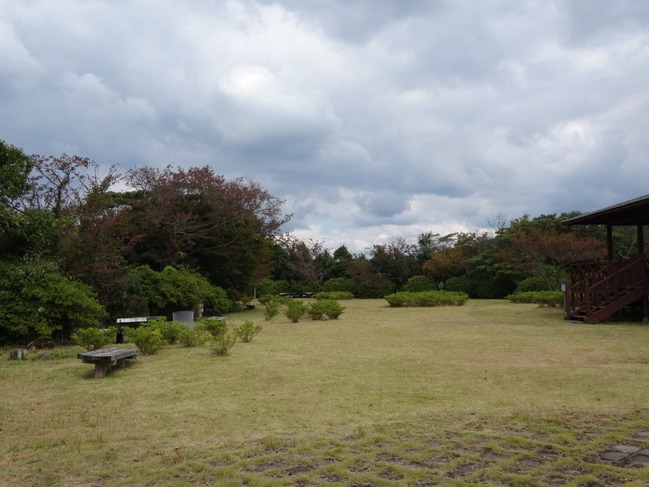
[[563, 194, 649, 226]]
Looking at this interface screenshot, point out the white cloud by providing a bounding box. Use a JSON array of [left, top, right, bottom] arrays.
[[1, 0, 649, 252]]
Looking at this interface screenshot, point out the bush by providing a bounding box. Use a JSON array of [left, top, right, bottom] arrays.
[[126, 326, 165, 355], [234, 320, 263, 342], [257, 294, 275, 305], [126, 265, 234, 317], [209, 332, 237, 356], [307, 299, 345, 320], [72, 327, 116, 351], [402, 275, 437, 293], [514, 277, 549, 293], [149, 319, 188, 344], [285, 300, 306, 323], [0, 258, 107, 344], [264, 299, 280, 321], [506, 291, 564, 307], [306, 301, 326, 320], [322, 277, 356, 293], [384, 291, 469, 307], [178, 328, 210, 347], [321, 299, 345, 319], [355, 276, 395, 299], [196, 318, 227, 336], [314, 291, 354, 300]]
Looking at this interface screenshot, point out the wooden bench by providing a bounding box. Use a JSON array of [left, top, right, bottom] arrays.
[[78, 348, 140, 378]]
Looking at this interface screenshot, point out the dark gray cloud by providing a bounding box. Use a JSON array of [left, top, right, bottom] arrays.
[[1, 0, 649, 251]]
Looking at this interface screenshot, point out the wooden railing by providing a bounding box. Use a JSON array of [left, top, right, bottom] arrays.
[[566, 257, 649, 322]]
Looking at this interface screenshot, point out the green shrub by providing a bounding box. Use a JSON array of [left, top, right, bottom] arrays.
[[196, 318, 227, 336], [0, 258, 107, 344], [209, 332, 237, 356], [507, 291, 564, 307], [258, 294, 275, 305], [126, 326, 165, 355], [321, 299, 345, 319], [125, 265, 234, 317], [284, 300, 306, 323], [149, 319, 188, 344], [515, 277, 549, 293], [384, 291, 469, 307], [234, 320, 263, 342], [178, 328, 210, 347], [314, 291, 354, 300], [264, 299, 280, 321], [322, 277, 356, 293], [355, 276, 395, 299], [72, 327, 116, 351], [307, 299, 345, 320], [402, 275, 437, 293], [306, 301, 326, 320]]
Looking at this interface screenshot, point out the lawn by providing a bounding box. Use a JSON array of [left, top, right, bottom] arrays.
[[2, 299, 649, 486]]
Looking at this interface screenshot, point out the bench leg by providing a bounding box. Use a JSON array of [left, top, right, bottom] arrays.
[[115, 358, 126, 369], [94, 363, 110, 378]]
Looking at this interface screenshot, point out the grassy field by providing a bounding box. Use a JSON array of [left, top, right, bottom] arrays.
[[2, 299, 649, 486]]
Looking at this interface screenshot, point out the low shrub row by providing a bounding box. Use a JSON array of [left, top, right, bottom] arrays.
[[506, 291, 564, 307], [259, 297, 346, 323], [71, 316, 264, 357], [263, 298, 345, 323], [384, 291, 469, 307]]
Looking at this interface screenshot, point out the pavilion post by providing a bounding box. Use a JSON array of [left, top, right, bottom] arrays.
[[637, 223, 645, 257], [606, 224, 614, 261]]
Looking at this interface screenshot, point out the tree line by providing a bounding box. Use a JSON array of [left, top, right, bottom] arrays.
[[0, 139, 625, 344]]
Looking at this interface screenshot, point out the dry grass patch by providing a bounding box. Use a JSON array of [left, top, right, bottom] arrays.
[[2, 299, 649, 485]]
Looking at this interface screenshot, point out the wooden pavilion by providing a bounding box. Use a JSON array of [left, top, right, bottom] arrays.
[[562, 194, 649, 323]]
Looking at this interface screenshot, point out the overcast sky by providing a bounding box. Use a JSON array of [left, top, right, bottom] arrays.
[[2, 0, 649, 252]]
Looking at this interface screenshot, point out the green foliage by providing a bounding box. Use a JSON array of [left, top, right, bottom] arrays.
[[257, 294, 275, 305], [314, 291, 353, 300], [384, 291, 469, 307], [0, 258, 106, 344], [507, 291, 564, 307], [178, 328, 210, 347], [158, 265, 232, 314], [126, 265, 233, 316], [0, 139, 33, 206], [354, 276, 395, 299], [126, 326, 165, 355], [515, 276, 549, 293], [263, 299, 280, 321], [284, 300, 306, 323], [148, 319, 188, 344], [402, 275, 437, 292], [444, 276, 474, 295], [209, 331, 237, 356], [254, 278, 283, 298], [72, 327, 116, 351], [234, 320, 262, 342], [322, 277, 356, 293], [307, 299, 345, 320], [196, 318, 227, 337]]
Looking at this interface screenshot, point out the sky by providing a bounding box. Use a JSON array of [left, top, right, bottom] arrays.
[[2, 0, 649, 252]]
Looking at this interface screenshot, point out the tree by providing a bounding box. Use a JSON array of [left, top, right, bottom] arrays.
[[0, 141, 33, 253], [368, 237, 419, 290], [124, 166, 290, 292], [0, 140, 33, 209], [280, 236, 328, 288], [0, 257, 106, 344], [507, 227, 606, 289], [122, 265, 233, 317], [22, 153, 101, 217]]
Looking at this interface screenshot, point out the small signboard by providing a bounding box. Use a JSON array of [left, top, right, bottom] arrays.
[[116, 317, 148, 324]]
